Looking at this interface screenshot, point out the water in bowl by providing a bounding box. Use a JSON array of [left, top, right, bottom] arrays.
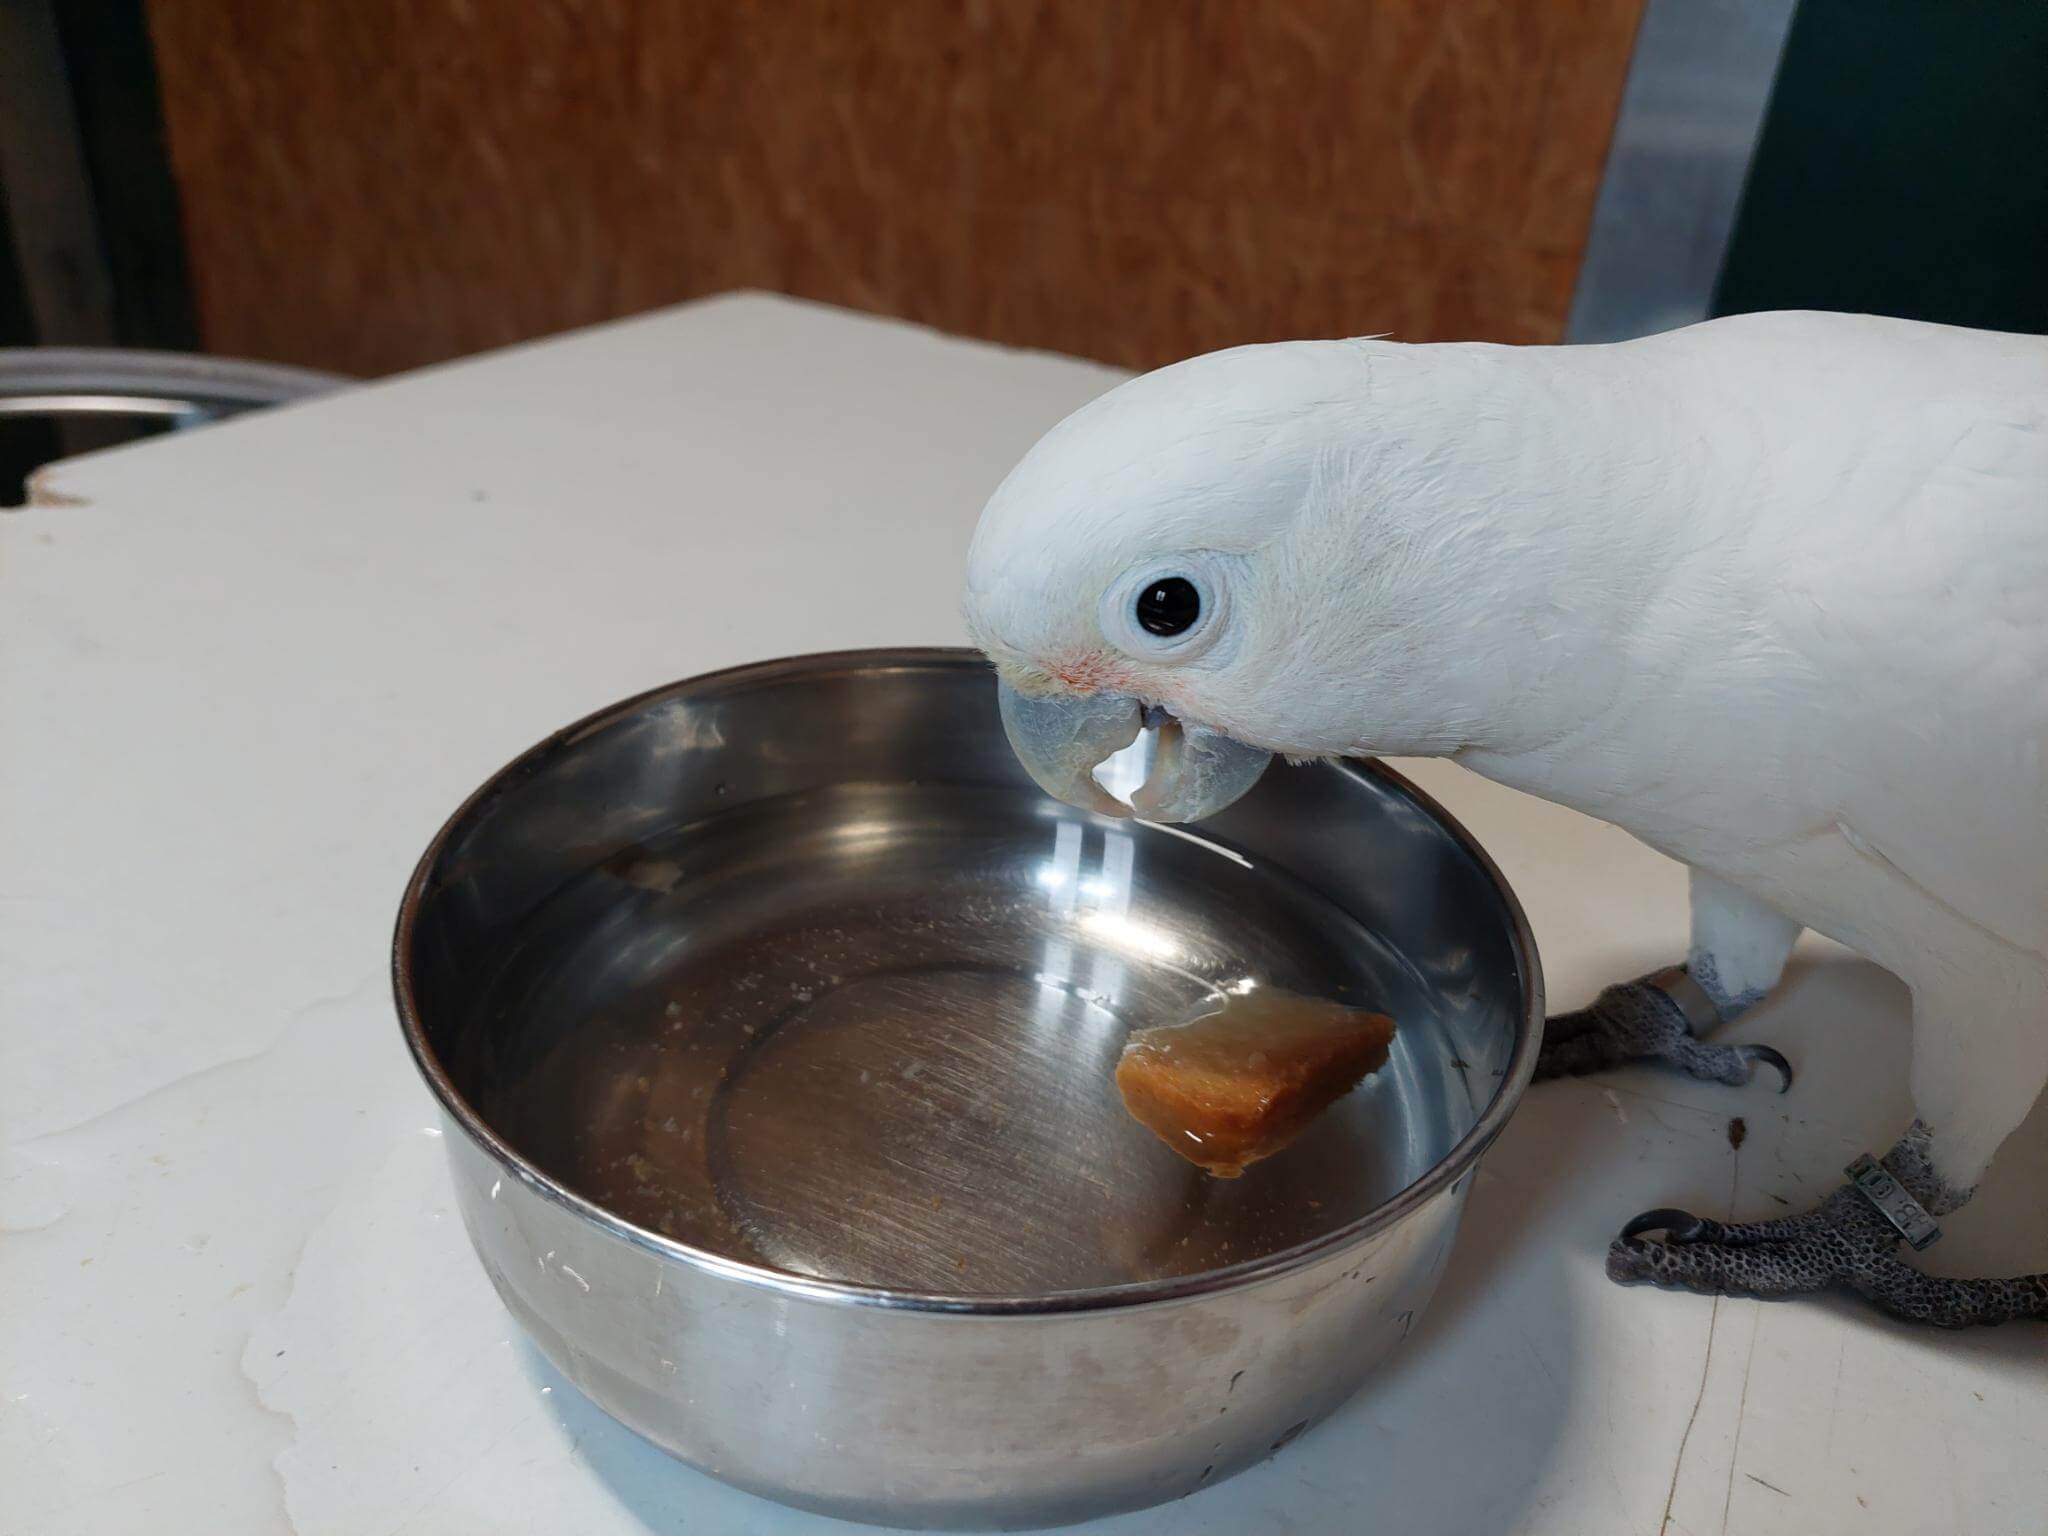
[[461, 783, 1471, 1294]]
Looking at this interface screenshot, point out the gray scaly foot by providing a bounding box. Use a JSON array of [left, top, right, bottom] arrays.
[[1535, 963, 1791, 1091], [1608, 1122, 2048, 1328]]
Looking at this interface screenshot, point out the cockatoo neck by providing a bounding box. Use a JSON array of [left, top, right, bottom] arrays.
[[1261, 339, 1720, 772]]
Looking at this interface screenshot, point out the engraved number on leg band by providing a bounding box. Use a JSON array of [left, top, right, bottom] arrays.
[[1846, 1154, 1942, 1252]]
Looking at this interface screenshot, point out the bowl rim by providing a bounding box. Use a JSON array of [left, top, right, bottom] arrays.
[[392, 646, 1545, 1316]]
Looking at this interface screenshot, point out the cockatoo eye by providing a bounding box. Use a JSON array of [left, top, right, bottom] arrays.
[[1102, 557, 1229, 662], [1135, 577, 1201, 636]]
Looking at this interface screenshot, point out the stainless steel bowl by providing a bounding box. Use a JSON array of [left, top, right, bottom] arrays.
[[394, 649, 1542, 1529]]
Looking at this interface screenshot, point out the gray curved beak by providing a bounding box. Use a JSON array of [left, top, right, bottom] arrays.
[[996, 681, 1272, 824]]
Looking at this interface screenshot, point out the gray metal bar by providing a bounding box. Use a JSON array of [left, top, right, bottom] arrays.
[[1565, 0, 1799, 344], [0, 348, 349, 504], [0, 394, 203, 421], [0, 0, 120, 348], [0, 347, 347, 413]]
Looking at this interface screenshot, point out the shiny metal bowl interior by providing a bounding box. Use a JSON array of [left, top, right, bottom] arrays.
[[394, 648, 1541, 1525]]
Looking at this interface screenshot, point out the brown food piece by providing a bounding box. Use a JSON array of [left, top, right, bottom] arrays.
[[1115, 989, 1397, 1177]]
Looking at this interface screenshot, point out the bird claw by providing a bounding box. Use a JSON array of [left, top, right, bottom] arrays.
[[1534, 976, 1793, 1091], [1607, 1186, 2048, 1326], [1735, 1043, 1794, 1093], [1617, 1207, 1713, 1244], [1609, 1190, 1870, 1300]]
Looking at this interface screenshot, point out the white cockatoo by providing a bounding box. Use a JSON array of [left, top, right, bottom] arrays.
[[962, 310, 2048, 1326]]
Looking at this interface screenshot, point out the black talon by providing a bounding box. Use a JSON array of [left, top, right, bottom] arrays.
[[1740, 1043, 1794, 1093], [1535, 979, 1792, 1093], [1608, 1125, 2048, 1325], [1620, 1208, 1706, 1243]]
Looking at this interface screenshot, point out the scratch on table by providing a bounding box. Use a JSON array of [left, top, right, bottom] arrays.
[[1659, 1295, 1720, 1535], [18, 974, 377, 1149], [1744, 1473, 1790, 1497], [1598, 1080, 1731, 1123], [1942, 1423, 1972, 1536], [387, 1419, 524, 1535], [1601, 1347, 1627, 1504], [1719, 1303, 1763, 1534], [1661, 1145, 1743, 1536], [1826, 1339, 1846, 1457]]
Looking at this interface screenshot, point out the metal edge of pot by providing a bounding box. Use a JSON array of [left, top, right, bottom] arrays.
[[390, 646, 1546, 1318]]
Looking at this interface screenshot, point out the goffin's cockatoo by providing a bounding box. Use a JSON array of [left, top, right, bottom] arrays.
[[962, 310, 2047, 1327]]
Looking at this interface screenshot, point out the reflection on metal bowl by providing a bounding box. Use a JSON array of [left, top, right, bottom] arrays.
[[394, 648, 1541, 1529]]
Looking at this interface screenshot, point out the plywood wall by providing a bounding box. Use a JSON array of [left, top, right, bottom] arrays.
[[145, 1, 1643, 378]]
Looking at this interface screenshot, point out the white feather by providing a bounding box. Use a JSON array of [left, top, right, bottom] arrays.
[[964, 310, 2048, 1187]]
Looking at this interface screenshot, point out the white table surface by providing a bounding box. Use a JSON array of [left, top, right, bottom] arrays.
[[4, 293, 2043, 1536]]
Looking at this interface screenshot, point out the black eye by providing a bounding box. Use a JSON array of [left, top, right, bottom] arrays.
[[1135, 576, 1202, 637]]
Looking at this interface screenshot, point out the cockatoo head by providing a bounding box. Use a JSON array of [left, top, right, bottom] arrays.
[[965, 338, 1514, 823]]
